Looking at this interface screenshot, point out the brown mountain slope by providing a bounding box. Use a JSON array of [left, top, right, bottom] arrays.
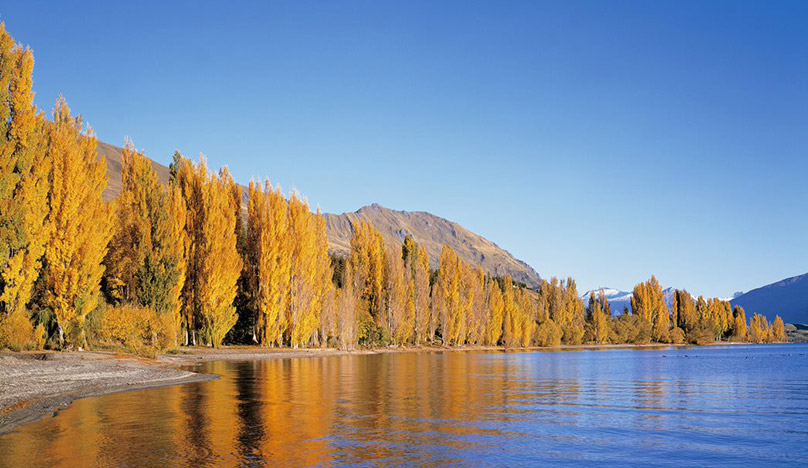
[[324, 204, 542, 288], [99, 142, 541, 287], [98, 141, 171, 201]]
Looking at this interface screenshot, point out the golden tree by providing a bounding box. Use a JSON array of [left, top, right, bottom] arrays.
[[44, 97, 112, 347], [485, 278, 504, 345], [464, 267, 486, 344], [196, 164, 242, 347], [771, 315, 786, 342], [0, 23, 49, 348], [731, 305, 747, 342], [557, 278, 585, 344], [384, 242, 411, 344], [337, 260, 358, 349], [403, 236, 430, 344], [631, 276, 669, 342], [747, 313, 770, 344], [435, 245, 463, 345], [585, 291, 610, 344], [672, 289, 696, 333], [169, 154, 240, 347], [312, 208, 334, 346], [516, 287, 535, 347], [349, 220, 385, 343], [246, 180, 290, 346], [501, 275, 520, 346], [104, 142, 187, 346], [287, 193, 327, 347], [169, 152, 201, 344]]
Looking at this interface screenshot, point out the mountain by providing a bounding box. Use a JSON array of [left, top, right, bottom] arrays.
[[98, 141, 170, 202], [323, 204, 542, 288], [722, 292, 744, 302], [580, 288, 632, 316], [731, 273, 808, 325], [99, 142, 543, 288], [581, 286, 683, 316]]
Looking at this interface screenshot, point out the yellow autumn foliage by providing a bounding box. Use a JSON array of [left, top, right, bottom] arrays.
[[100, 305, 177, 357]]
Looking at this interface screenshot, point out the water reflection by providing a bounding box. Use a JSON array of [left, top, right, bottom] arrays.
[[1, 345, 807, 467]]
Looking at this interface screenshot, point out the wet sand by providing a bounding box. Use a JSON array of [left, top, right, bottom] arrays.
[[0, 351, 212, 435]]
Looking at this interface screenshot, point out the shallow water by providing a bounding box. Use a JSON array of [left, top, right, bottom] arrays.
[[1, 344, 806, 467]]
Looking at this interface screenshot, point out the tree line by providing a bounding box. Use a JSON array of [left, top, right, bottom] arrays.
[[0, 23, 788, 353]]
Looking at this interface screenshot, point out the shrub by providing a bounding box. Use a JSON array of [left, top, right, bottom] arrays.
[[358, 317, 391, 347], [0, 309, 45, 351], [535, 319, 562, 347], [611, 314, 652, 345], [687, 326, 714, 345], [561, 323, 585, 345], [670, 327, 686, 344], [100, 305, 177, 357]]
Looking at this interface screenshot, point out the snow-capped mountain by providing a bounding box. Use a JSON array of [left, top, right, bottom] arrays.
[[580, 288, 632, 316], [721, 292, 744, 302], [730, 273, 808, 325], [581, 286, 687, 316]]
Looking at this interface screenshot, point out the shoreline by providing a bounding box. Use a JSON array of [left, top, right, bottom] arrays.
[[0, 341, 779, 435], [0, 351, 214, 436]]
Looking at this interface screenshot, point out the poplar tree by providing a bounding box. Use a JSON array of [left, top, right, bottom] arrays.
[[104, 142, 187, 345], [501, 275, 520, 346], [585, 291, 610, 344], [169, 152, 201, 344], [349, 220, 385, 343], [337, 260, 358, 349], [771, 315, 786, 342], [287, 193, 321, 347], [631, 276, 669, 342], [196, 164, 241, 347], [403, 236, 430, 344], [312, 208, 334, 346], [465, 267, 486, 344], [485, 278, 504, 345], [384, 242, 411, 344], [435, 245, 463, 345], [43, 97, 112, 347], [516, 287, 534, 346], [0, 23, 49, 348], [246, 180, 290, 346], [748, 313, 770, 344], [555, 278, 584, 344], [731, 305, 747, 342]]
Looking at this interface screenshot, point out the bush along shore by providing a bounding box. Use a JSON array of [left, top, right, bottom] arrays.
[[0, 21, 788, 358]]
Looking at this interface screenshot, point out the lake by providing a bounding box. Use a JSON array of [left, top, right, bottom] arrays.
[[0, 344, 806, 467]]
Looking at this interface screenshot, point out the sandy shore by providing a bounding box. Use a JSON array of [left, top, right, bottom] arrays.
[[0, 351, 213, 435], [0, 341, 740, 435]]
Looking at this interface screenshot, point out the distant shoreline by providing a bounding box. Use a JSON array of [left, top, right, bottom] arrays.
[[0, 341, 786, 436]]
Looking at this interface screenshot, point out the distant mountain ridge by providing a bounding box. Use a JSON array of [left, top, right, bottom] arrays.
[[580, 287, 683, 316], [731, 273, 808, 325], [99, 142, 543, 288]]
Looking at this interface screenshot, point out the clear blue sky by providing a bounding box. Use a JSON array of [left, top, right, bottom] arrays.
[[3, 1, 807, 298]]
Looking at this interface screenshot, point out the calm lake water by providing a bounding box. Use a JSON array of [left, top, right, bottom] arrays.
[[1, 344, 807, 467]]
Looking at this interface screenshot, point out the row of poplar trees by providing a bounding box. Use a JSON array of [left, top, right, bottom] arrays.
[[0, 23, 112, 349], [0, 23, 787, 351]]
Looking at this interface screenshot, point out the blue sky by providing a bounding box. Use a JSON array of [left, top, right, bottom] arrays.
[[3, 1, 807, 297]]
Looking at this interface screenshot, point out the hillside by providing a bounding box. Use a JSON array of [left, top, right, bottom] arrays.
[[324, 204, 542, 288], [731, 273, 808, 325], [98, 141, 170, 202], [99, 142, 543, 287]]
